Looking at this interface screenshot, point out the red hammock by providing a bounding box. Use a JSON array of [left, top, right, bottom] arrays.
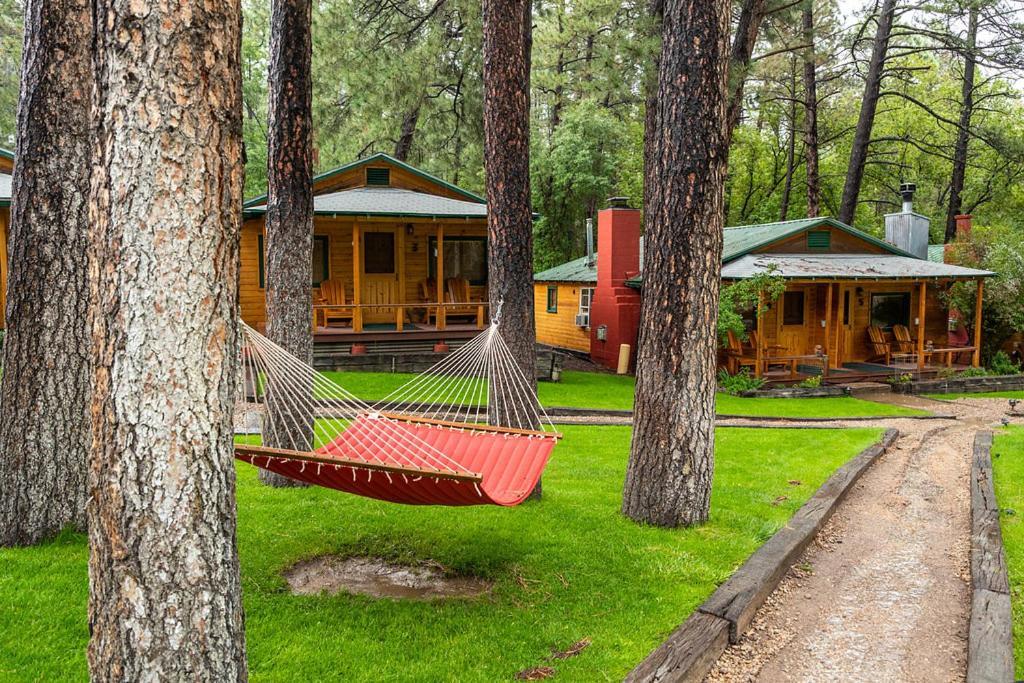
[[235, 414, 559, 506]]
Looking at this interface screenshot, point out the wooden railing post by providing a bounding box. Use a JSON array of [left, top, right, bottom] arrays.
[[435, 224, 446, 330], [352, 224, 363, 332], [917, 281, 927, 370], [973, 278, 984, 367]]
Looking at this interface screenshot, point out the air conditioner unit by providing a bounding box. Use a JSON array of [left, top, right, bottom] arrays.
[[575, 313, 590, 327]]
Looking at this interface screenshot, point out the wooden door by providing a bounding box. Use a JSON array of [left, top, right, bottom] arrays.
[[837, 286, 855, 365], [360, 228, 399, 324], [776, 287, 810, 355]]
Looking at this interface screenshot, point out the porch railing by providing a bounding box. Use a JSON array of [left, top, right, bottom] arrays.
[[313, 301, 489, 333]]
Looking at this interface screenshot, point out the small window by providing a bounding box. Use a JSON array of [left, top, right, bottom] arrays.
[[428, 237, 487, 286], [870, 292, 911, 331], [258, 234, 330, 288], [366, 167, 391, 186], [807, 230, 831, 250], [782, 291, 805, 326], [578, 287, 594, 315], [546, 286, 558, 313]]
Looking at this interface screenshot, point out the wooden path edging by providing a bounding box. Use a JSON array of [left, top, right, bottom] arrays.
[[625, 428, 900, 683], [967, 430, 1015, 683]]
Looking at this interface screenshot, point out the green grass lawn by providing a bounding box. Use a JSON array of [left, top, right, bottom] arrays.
[[991, 425, 1024, 677], [325, 369, 925, 418], [0, 425, 883, 681], [925, 391, 1024, 400]]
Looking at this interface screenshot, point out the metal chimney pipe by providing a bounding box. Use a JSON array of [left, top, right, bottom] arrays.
[[585, 217, 595, 267], [899, 182, 916, 213]]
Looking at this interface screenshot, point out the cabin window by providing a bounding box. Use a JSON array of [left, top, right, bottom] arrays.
[[782, 291, 805, 326], [258, 234, 330, 288], [363, 231, 396, 274], [546, 286, 558, 313], [429, 237, 487, 286], [807, 230, 831, 250], [578, 287, 594, 315], [870, 292, 911, 331], [366, 167, 391, 186]]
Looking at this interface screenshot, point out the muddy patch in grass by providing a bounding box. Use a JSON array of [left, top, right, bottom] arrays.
[[283, 556, 493, 600]]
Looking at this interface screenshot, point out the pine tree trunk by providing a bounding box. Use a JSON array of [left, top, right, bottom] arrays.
[[724, 0, 766, 144], [483, 0, 540, 497], [394, 104, 420, 161], [838, 0, 896, 225], [0, 0, 92, 546], [86, 0, 248, 677], [944, 4, 977, 243], [779, 61, 798, 222], [622, 0, 729, 528], [262, 0, 314, 487], [802, 0, 819, 218]]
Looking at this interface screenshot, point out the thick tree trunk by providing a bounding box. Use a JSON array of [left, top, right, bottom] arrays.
[[262, 0, 314, 487], [724, 0, 766, 144], [393, 104, 420, 161], [483, 0, 540, 496], [86, 0, 248, 678], [622, 0, 729, 528], [944, 4, 978, 243], [0, 0, 92, 546], [802, 0, 820, 217], [838, 0, 896, 225]]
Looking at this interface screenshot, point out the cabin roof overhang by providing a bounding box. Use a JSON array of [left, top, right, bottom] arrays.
[[722, 216, 916, 262], [533, 254, 598, 283], [719, 254, 995, 281], [243, 186, 490, 221]]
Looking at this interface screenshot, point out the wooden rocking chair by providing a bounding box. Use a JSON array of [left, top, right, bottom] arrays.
[[724, 330, 758, 374], [445, 277, 486, 328], [892, 324, 916, 354], [866, 325, 892, 365], [315, 279, 354, 328]]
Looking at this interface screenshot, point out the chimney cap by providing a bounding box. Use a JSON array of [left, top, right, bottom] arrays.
[[607, 196, 631, 209], [899, 182, 916, 200]]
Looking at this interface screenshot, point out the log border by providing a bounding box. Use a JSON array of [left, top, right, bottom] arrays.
[[626, 428, 899, 683], [967, 430, 1015, 683]]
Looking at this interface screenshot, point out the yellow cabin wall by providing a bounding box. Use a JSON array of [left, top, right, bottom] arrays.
[[534, 282, 592, 353], [240, 215, 488, 330]]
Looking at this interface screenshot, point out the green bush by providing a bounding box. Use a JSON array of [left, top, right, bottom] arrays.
[[717, 369, 766, 395], [798, 375, 822, 389], [989, 350, 1022, 376], [956, 367, 990, 378]]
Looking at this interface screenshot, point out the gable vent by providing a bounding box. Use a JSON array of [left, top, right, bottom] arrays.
[[366, 167, 391, 186], [807, 230, 831, 250]]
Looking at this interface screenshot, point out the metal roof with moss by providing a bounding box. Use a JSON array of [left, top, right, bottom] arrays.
[[534, 254, 598, 283], [245, 186, 489, 220]]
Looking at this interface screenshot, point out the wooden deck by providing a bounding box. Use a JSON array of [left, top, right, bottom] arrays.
[[760, 359, 974, 386]]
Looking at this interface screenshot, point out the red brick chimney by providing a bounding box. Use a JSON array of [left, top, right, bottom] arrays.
[[955, 214, 972, 239], [589, 198, 642, 371]]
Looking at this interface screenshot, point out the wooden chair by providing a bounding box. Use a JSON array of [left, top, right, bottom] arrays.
[[418, 277, 440, 326], [724, 330, 758, 374], [892, 324, 916, 354], [866, 325, 892, 365], [315, 279, 354, 328], [445, 277, 486, 328]]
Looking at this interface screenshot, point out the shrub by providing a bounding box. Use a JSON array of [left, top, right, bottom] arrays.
[[886, 373, 914, 386], [956, 367, 989, 378], [717, 369, 766, 395], [798, 375, 822, 389], [989, 350, 1022, 376]]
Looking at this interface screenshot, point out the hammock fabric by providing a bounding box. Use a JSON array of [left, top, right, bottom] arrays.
[[235, 321, 560, 507], [236, 415, 558, 506]]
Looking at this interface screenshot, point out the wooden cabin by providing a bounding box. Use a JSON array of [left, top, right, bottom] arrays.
[[242, 153, 490, 346], [533, 256, 596, 354], [536, 206, 994, 381], [0, 147, 12, 328]]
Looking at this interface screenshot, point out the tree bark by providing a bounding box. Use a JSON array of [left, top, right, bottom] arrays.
[[838, 0, 896, 225], [724, 0, 766, 144], [802, 0, 820, 217], [262, 0, 314, 487], [0, 0, 92, 546], [393, 104, 420, 161], [944, 4, 978, 243], [86, 0, 248, 677], [622, 0, 729, 528], [483, 0, 540, 496]]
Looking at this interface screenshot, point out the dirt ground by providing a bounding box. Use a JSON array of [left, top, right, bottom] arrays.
[[706, 394, 1017, 683]]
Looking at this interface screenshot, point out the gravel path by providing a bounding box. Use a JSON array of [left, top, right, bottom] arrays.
[[706, 395, 1018, 683]]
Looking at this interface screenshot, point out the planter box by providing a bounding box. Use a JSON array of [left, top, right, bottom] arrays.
[[736, 386, 849, 399], [892, 374, 1024, 395]]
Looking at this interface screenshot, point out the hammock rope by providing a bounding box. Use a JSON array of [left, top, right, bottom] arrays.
[[236, 320, 559, 506]]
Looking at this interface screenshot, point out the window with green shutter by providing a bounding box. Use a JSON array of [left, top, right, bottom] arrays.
[[366, 167, 391, 186], [807, 230, 831, 250]]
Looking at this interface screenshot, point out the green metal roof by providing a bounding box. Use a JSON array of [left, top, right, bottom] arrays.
[[722, 216, 914, 262], [245, 186, 489, 220], [243, 152, 485, 208], [534, 254, 597, 283], [0, 147, 12, 161], [927, 244, 945, 263]]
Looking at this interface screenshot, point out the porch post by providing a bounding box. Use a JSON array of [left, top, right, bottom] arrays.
[[973, 278, 984, 367], [824, 283, 833, 368], [352, 223, 363, 332], [917, 281, 926, 370], [435, 223, 446, 330], [755, 290, 765, 378]]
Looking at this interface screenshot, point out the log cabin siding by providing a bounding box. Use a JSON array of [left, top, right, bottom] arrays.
[[534, 282, 592, 353], [758, 225, 890, 255]]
